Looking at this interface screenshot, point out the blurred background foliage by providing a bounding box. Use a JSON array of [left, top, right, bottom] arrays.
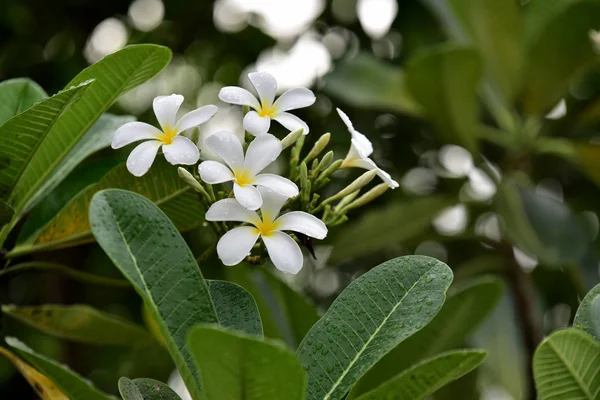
[[1, 0, 600, 399]]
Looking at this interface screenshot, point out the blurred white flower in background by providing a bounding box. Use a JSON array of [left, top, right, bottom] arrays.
[[357, 0, 398, 39], [545, 98, 567, 120], [84, 18, 128, 63], [433, 205, 468, 236], [128, 0, 164, 32], [213, 0, 325, 40]]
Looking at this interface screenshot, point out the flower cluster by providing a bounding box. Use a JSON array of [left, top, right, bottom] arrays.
[[112, 71, 397, 273]]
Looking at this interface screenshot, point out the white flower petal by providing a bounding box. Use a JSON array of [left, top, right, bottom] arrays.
[[216, 226, 259, 266], [273, 87, 316, 112], [234, 183, 263, 210], [275, 211, 328, 239], [273, 112, 309, 134], [248, 71, 277, 107], [206, 198, 259, 224], [205, 131, 245, 171], [337, 108, 373, 156], [198, 106, 244, 161], [111, 122, 160, 149], [376, 168, 399, 189], [258, 186, 288, 222], [254, 174, 299, 198], [126, 140, 162, 177], [218, 86, 260, 110], [162, 136, 200, 165], [243, 111, 271, 136], [198, 160, 234, 184], [244, 133, 282, 175], [153, 94, 184, 130], [262, 231, 303, 274], [176, 105, 218, 133]]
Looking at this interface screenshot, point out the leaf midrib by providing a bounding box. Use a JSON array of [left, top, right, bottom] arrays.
[[547, 338, 594, 399], [322, 270, 430, 399]]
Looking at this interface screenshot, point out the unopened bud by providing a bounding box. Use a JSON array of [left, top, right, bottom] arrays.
[[281, 128, 304, 150], [323, 169, 378, 205], [334, 190, 360, 212], [316, 151, 334, 173], [314, 159, 343, 189], [345, 183, 389, 211], [303, 133, 330, 164], [178, 167, 211, 203]]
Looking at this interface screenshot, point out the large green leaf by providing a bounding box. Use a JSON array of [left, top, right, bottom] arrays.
[[89, 189, 218, 400], [119, 377, 182, 400], [349, 277, 503, 398], [208, 280, 263, 337], [10, 44, 171, 219], [0, 81, 90, 203], [574, 283, 600, 342], [495, 179, 592, 266], [1, 304, 153, 346], [522, 0, 600, 114], [0, 200, 12, 228], [5, 337, 117, 400], [0, 78, 47, 126], [354, 350, 487, 400], [533, 328, 600, 400], [297, 256, 453, 400], [225, 264, 319, 348], [10, 159, 204, 256], [188, 324, 306, 400], [322, 53, 422, 115], [405, 45, 482, 152], [330, 196, 454, 263]]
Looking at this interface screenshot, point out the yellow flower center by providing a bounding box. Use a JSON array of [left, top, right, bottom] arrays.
[[255, 217, 279, 237], [234, 169, 254, 186], [258, 103, 277, 118], [155, 126, 178, 145]]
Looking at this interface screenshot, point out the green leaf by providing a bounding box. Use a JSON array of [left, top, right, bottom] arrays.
[[10, 44, 171, 220], [119, 377, 182, 400], [89, 189, 218, 400], [495, 179, 592, 266], [354, 350, 487, 400], [330, 196, 454, 263], [297, 255, 453, 400], [1, 304, 152, 346], [10, 159, 204, 256], [225, 264, 319, 348], [188, 324, 306, 400], [574, 283, 600, 342], [208, 280, 263, 337], [0, 78, 47, 126], [522, 0, 600, 114], [5, 337, 117, 400], [0, 81, 91, 203], [406, 45, 482, 152], [0, 261, 129, 288], [571, 143, 600, 190], [533, 328, 600, 400], [322, 53, 422, 115], [349, 277, 503, 398], [0, 200, 13, 228]]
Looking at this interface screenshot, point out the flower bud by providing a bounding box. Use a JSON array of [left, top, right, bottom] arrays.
[[316, 151, 334, 173], [334, 190, 360, 212], [323, 169, 378, 205], [314, 159, 343, 189], [303, 132, 330, 164], [345, 183, 389, 211], [178, 167, 211, 203], [281, 128, 304, 150]]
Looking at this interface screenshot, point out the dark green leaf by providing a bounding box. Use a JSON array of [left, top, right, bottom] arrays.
[[330, 196, 455, 263], [0, 78, 47, 126], [533, 328, 600, 400], [2, 304, 152, 346], [0, 200, 13, 228], [118, 377, 144, 400], [6, 337, 117, 400], [297, 256, 453, 400], [119, 377, 182, 400], [208, 280, 263, 337], [322, 53, 422, 115], [89, 189, 218, 400], [188, 324, 306, 400], [354, 350, 487, 400], [574, 283, 600, 342], [349, 277, 503, 398], [406, 45, 482, 152]]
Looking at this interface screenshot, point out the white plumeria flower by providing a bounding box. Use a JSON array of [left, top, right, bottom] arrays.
[[337, 108, 399, 188], [198, 131, 298, 210], [218, 71, 315, 136], [112, 94, 218, 176], [197, 105, 245, 162], [206, 187, 327, 274]]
